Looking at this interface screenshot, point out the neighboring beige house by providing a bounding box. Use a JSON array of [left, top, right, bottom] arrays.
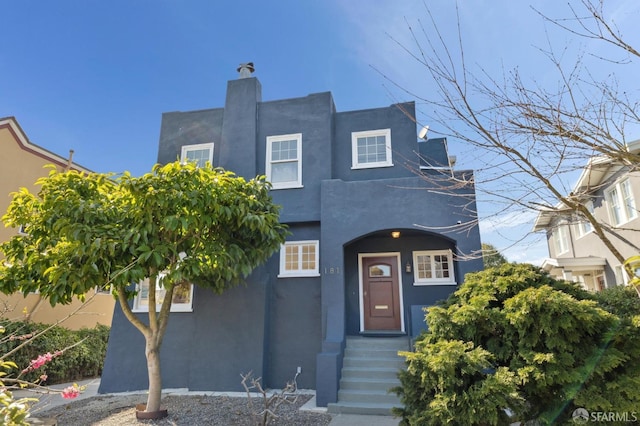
[[0, 116, 114, 329], [533, 141, 640, 292]]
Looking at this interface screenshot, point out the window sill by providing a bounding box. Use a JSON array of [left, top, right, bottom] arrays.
[[413, 281, 457, 286], [351, 163, 394, 170], [133, 307, 194, 313], [612, 216, 638, 227], [575, 231, 594, 240], [277, 273, 321, 278], [271, 184, 304, 191]]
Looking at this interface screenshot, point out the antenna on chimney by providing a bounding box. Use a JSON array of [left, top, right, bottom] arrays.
[[237, 62, 255, 78]]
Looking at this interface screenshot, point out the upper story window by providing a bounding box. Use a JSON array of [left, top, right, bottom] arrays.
[[412, 249, 456, 285], [606, 178, 637, 226], [575, 200, 595, 239], [266, 134, 303, 189], [181, 143, 214, 168], [278, 240, 319, 277], [133, 274, 194, 313], [553, 225, 570, 255], [351, 129, 393, 169]]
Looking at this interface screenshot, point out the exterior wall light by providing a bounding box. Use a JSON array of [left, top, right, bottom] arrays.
[[391, 231, 401, 239], [405, 261, 412, 273]]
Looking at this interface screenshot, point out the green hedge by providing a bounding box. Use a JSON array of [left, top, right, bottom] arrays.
[[0, 321, 109, 384], [394, 264, 640, 425]]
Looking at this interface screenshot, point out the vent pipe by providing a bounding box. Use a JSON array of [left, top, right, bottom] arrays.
[[237, 62, 255, 78]]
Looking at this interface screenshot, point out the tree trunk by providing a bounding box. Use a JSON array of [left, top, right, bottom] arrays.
[[144, 336, 163, 413]]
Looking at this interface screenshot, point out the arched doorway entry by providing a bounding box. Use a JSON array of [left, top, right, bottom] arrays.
[[344, 228, 459, 337]]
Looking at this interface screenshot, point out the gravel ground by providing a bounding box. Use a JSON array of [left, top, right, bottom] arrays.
[[33, 393, 332, 426]]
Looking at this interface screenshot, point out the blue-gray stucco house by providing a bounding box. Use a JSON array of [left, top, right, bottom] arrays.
[[99, 66, 483, 407]]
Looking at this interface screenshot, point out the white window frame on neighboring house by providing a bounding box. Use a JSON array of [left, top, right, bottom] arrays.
[[133, 273, 194, 313], [266, 133, 303, 189], [351, 129, 393, 169], [278, 240, 320, 277], [614, 265, 630, 286], [180, 142, 214, 168], [606, 178, 637, 226], [412, 249, 456, 285], [553, 225, 570, 255], [575, 200, 595, 239]]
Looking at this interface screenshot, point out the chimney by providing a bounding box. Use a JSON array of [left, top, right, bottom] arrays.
[[219, 63, 261, 178], [237, 62, 255, 79]]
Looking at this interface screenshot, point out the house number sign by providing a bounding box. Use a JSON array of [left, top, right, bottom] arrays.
[[323, 267, 341, 274]]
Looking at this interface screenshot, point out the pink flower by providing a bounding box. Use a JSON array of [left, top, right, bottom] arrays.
[[61, 385, 80, 399], [22, 351, 62, 374], [39, 374, 48, 382]]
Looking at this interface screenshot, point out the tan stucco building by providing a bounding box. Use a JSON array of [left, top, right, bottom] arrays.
[[0, 117, 114, 329]]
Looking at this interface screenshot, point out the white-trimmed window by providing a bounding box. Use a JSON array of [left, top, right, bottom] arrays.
[[181, 143, 214, 168], [615, 265, 630, 286], [606, 179, 637, 226], [575, 201, 595, 238], [351, 129, 393, 169], [133, 274, 194, 313], [278, 240, 319, 277], [553, 225, 570, 255], [412, 250, 456, 285], [266, 133, 302, 189]]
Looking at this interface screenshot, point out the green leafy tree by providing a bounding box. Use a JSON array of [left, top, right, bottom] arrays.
[[481, 243, 508, 269], [0, 161, 288, 414], [394, 263, 640, 425]]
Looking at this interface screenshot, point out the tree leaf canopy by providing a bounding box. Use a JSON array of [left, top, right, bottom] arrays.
[[0, 161, 289, 305]]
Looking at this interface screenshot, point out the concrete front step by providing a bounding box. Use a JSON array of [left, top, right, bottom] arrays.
[[341, 366, 402, 381], [327, 401, 400, 416], [331, 336, 409, 416], [344, 348, 404, 358], [338, 389, 402, 405], [343, 356, 406, 369], [345, 337, 411, 350], [339, 377, 400, 392]]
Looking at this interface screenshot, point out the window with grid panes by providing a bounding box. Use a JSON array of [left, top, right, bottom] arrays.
[[278, 241, 319, 277], [266, 134, 302, 189], [606, 178, 637, 226], [180, 143, 214, 168], [133, 274, 194, 312], [412, 250, 456, 285], [351, 129, 393, 169]]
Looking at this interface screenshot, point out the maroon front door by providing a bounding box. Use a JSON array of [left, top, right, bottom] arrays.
[[362, 256, 401, 331]]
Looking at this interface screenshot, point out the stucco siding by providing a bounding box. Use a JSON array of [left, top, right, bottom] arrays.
[[156, 108, 224, 166], [333, 102, 418, 181], [99, 76, 482, 404], [260, 93, 335, 223], [0, 119, 114, 328]]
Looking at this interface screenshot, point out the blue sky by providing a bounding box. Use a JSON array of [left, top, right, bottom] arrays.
[[2, 1, 638, 264]]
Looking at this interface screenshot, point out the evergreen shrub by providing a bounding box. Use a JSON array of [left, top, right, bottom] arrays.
[[0, 321, 109, 384], [393, 263, 640, 425]]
